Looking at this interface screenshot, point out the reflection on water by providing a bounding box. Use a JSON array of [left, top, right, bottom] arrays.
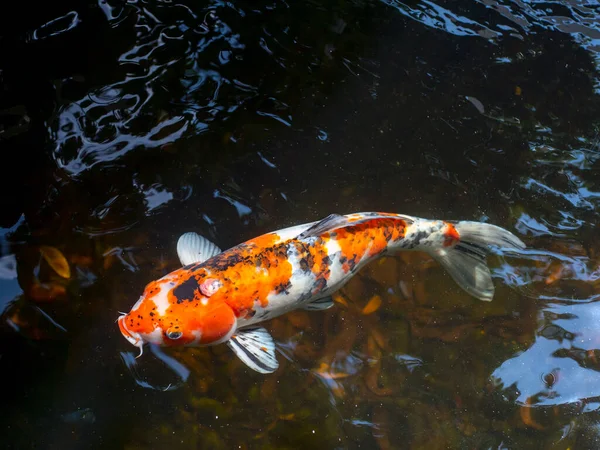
[[493, 300, 600, 409], [120, 343, 190, 392], [3, 0, 600, 447]]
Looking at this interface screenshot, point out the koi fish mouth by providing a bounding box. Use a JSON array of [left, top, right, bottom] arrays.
[[118, 314, 145, 358]]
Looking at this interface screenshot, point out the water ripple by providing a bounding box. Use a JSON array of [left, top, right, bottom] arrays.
[[492, 300, 600, 407]]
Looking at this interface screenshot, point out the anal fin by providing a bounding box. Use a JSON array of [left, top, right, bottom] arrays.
[[227, 327, 279, 374], [302, 296, 334, 311]]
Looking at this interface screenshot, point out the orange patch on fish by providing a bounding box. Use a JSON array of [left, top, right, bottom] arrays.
[[443, 222, 460, 247], [124, 297, 159, 335], [246, 232, 281, 249], [294, 236, 332, 294], [331, 218, 406, 272], [218, 244, 293, 314], [190, 302, 236, 344]]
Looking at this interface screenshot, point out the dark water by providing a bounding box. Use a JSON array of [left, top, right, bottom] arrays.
[[2, 0, 600, 448]]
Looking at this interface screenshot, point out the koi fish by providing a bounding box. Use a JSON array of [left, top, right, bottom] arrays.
[[118, 212, 524, 373]]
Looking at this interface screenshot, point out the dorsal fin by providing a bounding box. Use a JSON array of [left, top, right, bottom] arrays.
[[296, 213, 415, 240], [296, 214, 348, 239]]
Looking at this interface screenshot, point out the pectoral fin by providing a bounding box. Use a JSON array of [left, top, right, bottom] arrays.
[[227, 327, 279, 374], [302, 296, 334, 311], [176, 232, 221, 266]]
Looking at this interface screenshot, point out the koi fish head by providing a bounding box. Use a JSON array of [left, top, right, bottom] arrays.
[[118, 271, 238, 356]]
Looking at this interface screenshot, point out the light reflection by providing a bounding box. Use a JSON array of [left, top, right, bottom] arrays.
[[30, 11, 80, 41], [378, 0, 600, 82], [380, 0, 499, 39], [141, 184, 174, 212], [213, 189, 253, 218], [120, 343, 190, 392], [492, 301, 600, 407], [0, 254, 22, 315]]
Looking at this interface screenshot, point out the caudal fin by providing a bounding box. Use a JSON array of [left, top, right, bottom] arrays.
[[430, 221, 525, 302]]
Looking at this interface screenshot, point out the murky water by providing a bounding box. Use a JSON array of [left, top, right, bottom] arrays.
[[2, 0, 600, 448]]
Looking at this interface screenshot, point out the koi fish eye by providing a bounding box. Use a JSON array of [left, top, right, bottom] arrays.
[[166, 329, 183, 340]]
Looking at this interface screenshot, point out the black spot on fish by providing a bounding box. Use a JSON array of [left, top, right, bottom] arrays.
[[347, 254, 358, 271], [274, 245, 288, 260], [383, 227, 393, 241], [275, 280, 292, 295], [312, 277, 327, 294], [404, 229, 429, 249], [413, 229, 428, 242], [297, 291, 313, 302], [149, 312, 155, 317], [212, 252, 245, 270], [199, 243, 253, 272], [455, 242, 486, 259], [261, 309, 274, 320], [299, 258, 310, 272], [173, 277, 201, 303], [322, 255, 332, 266], [256, 254, 272, 270]]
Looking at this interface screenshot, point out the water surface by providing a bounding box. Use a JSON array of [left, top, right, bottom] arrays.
[[2, 0, 600, 448]]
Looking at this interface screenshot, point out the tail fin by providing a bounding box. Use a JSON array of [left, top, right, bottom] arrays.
[[430, 221, 525, 302]]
